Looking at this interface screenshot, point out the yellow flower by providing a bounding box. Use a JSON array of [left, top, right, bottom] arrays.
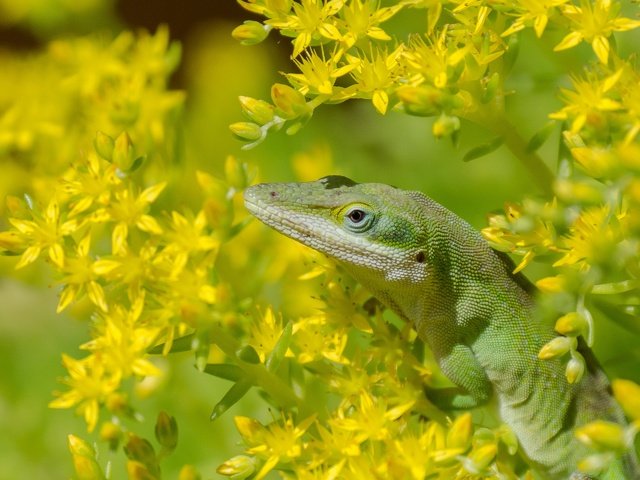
[[501, 0, 570, 38], [9, 196, 78, 269], [292, 313, 349, 364], [49, 354, 120, 432], [286, 48, 355, 96], [61, 152, 120, 217], [98, 182, 166, 254], [163, 210, 219, 276], [346, 45, 404, 114], [57, 233, 108, 313], [269, 0, 345, 57], [550, 69, 623, 133], [338, 0, 402, 46], [82, 295, 162, 380], [234, 415, 316, 479], [554, 0, 640, 64], [249, 307, 285, 363], [553, 206, 619, 268]]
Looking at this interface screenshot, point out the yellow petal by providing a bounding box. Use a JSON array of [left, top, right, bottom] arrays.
[[372, 90, 389, 115], [592, 36, 609, 64], [57, 284, 79, 313], [554, 31, 583, 51], [16, 245, 41, 269]]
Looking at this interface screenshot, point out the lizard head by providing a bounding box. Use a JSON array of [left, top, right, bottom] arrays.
[[243, 176, 435, 301]]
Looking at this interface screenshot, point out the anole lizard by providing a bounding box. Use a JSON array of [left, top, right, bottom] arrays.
[[244, 176, 639, 479]]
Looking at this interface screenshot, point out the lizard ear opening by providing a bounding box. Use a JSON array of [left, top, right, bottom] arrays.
[[415, 251, 426, 263]]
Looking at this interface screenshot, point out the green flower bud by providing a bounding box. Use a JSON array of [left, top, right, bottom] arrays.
[[396, 85, 441, 117], [462, 443, 497, 474], [127, 460, 158, 480], [239, 96, 274, 125], [566, 353, 585, 384], [554, 312, 587, 336], [271, 83, 307, 119], [229, 122, 263, 142], [113, 131, 135, 171], [124, 434, 159, 478], [68, 435, 106, 480], [99, 421, 123, 451], [481, 72, 500, 104], [216, 455, 256, 479], [232, 21, 270, 46], [432, 114, 460, 139], [155, 411, 178, 452], [94, 131, 115, 161]]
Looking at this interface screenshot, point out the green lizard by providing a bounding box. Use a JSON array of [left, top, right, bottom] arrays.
[[244, 176, 639, 480]]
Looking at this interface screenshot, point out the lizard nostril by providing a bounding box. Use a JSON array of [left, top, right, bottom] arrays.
[[269, 191, 278, 198]]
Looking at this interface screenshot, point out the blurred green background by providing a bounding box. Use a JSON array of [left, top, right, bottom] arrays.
[[1, 1, 638, 479]]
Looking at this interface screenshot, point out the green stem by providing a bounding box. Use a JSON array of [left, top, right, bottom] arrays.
[[209, 324, 301, 408], [464, 108, 555, 196]]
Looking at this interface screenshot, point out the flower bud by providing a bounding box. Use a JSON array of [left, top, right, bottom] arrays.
[[612, 379, 640, 421], [239, 96, 274, 125], [113, 131, 135, 171], [155, 411, 178, 452], [462, 443, 497, 473], [575, 421, 626, 452], [396, 85, 440, 117], [100, 421, 122, 450], [538, 336, 573, 359], [68, 435, 106, 480], [94, 131, 115, 161], [232, 21, 270, 46], [536, 275, 566, 293], [216, 455, 256, 479], [271, 83, 307, 119], [229, 122, 263, 142], [123, 434, 158, 476], [432, 114, 460, 138], [555, 312, 587, 336], [566, 353, 585, 384], [447, 412, 472, 450]]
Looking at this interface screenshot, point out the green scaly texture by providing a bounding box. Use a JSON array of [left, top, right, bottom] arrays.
[[244, 176, 639, 479]]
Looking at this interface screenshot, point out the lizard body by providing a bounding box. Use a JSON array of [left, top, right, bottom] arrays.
[[243, 176, 638, 479]]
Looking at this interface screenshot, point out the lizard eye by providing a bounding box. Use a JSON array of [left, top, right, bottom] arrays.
[[343, 206, 374, 232], [347, 209, 365, 223]]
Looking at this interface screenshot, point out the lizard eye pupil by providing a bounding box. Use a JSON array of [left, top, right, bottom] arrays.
[[347, 209, 365, 223]]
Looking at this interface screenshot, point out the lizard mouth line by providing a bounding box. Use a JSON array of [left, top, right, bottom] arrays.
[[245, 199, 392, 267]]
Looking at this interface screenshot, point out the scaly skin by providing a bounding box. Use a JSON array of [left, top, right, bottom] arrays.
[[243, 176, 638, 479]]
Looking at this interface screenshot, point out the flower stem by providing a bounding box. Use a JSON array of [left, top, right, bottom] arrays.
[[465, 108, 555, 195]]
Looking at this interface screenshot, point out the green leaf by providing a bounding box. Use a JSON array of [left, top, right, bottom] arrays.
[[236, 345, 261, 364], [210, 379, 252, 421], [148, 333, 195, 354], [463, 137, 503, 162], [203, 363, 244, 381], [266, 321, 292, 372], [526, 121, 556, 153], [591, 279, 640, 295]]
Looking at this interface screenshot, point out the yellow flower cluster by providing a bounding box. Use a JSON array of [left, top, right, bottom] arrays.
[[218, 268, 521, 479], [231, 0, 639, 185]]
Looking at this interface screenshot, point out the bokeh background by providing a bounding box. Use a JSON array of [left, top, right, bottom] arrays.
[[1, 1, 638, 479]]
